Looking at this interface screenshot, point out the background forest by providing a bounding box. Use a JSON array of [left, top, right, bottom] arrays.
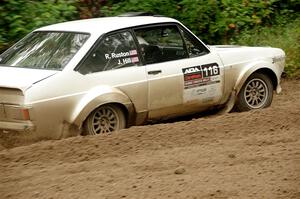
[[0, 0, 299, 76]]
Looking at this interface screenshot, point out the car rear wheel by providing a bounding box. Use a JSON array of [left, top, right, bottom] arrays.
[[84, 104, 126, 135], [236, 73, 273, 111]]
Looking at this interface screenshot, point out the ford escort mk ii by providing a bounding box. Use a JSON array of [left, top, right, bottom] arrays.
[[0, 15, 285, 138]]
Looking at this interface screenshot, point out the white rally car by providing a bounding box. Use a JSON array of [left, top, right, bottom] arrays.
[[0, 14, 285, 138]]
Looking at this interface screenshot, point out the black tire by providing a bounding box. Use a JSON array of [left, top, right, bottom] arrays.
[[236, 73, 273, 112], [84, 104, 126, 135]]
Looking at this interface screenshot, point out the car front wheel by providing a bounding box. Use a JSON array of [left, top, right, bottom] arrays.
[[84, 104, 126, 135], [236, 73, 273, 112]]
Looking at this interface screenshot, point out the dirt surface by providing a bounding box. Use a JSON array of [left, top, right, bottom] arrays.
[[0, 79, 300, 199]]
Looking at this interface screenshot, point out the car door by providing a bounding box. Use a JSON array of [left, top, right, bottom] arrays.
[[75, 30, 149, 118], [134, 24, 224, 119], [178, 26, 225, 107]]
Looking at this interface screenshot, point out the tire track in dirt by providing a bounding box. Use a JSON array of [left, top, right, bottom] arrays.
[[0, 79, 299, 199]]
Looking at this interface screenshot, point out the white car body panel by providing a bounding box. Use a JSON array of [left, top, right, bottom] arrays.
[[0, 16, 285, 138], [212, 46, 285, 100], [37, 17, 178, 38], [0, 67, 57, 91], [146, 51, 225, 119]]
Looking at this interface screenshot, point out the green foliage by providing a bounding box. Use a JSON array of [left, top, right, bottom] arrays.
[[1, 0, 299, 76], [77, 0, 108, 18], [230, 18, 300, 78], [101, 0, 180, 18], [101, 0, 299, 45], [101, 0, 218, 42], [0, 0, 77, 52]]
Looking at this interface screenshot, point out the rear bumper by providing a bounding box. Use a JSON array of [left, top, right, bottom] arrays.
[[0, 120, 35, 131], [0, 103, 34, 132]]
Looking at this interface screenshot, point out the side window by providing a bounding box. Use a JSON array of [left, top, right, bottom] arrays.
[[180, 28, 209, 57], [134, 25, 187, 65], [78, 31, 139, 74]]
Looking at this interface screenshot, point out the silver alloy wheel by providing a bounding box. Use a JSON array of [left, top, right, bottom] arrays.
[[89, 106, 120, 135], [243, 78, 268, 109]]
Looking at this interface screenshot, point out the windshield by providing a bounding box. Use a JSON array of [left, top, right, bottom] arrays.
[[0, 31, 90, 70]]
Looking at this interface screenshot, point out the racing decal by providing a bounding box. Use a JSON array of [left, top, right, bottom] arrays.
[[104, 49, 139, 65], [182, 63, 220, 89], [272, 55, 285, 64], [182, 63, 222, 103]]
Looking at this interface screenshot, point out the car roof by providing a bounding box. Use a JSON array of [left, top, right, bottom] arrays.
[[36, 16, 179, 35]]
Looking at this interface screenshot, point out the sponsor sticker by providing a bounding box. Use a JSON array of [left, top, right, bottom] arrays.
[[182, 63, 222, 103], [182, 63, 220, 89], [272, 55, 285, 64], [129, 50, 138, 56], [131, 56, 139, 63]]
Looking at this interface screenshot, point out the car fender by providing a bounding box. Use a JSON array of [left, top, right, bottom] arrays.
[[234, 60, 279, 95], [71, 85, 133, 128]]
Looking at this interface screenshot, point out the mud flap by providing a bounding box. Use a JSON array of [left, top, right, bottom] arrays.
[[217, 90, 237, 114], [60, 121, 80, 139]]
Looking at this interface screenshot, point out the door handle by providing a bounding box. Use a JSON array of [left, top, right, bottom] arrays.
[[148, 70, 162, 75]]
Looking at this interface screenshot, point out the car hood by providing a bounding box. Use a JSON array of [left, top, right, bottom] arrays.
[[209, 45, 285, 66], [0, 66, 57, 91]]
